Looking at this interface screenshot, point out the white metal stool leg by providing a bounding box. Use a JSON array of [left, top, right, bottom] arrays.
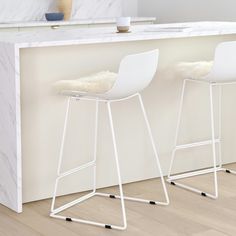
[[105, 101, 127, 229], [167, 80, 187, 179], [92, 100, 99, 194], [50, 98, 127, 230], [138, 94, 169, 205], [97, 94, 170, 206], [218, 85, 223, 169], [209, 83, 219, 199], [167, 80, 236, 199], [217, 85, 236, 175], [51, 97, 71, 212]]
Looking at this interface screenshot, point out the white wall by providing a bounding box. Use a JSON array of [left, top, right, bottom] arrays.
[[138, 0, 236, 23], [72, 0, 122, 19], [123, 0, 138, 16]]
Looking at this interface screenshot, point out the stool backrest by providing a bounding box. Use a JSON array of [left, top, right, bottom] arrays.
[[105, 49, 159, 99], [206, 41, 236, 82]]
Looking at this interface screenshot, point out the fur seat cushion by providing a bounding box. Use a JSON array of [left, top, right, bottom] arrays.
[[53, 71, 117, 94], [175, 61, 213, 80]]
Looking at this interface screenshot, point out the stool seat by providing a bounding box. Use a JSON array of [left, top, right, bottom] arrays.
[[177, 41, 236, 84], [177, 61, 236, 83], [176, 61, 213, 80], [53, 71, 117, 95]]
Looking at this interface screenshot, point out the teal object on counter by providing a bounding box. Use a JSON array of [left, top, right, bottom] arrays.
[[45, 13, 64, 21]]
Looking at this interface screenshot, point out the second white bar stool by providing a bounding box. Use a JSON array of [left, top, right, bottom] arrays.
[[50, 50, 169, 230], [167, 41, 236, 199]]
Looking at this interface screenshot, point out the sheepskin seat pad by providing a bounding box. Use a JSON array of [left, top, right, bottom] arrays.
[[175, 61, 213, 80], [54, 71, 117, 94]]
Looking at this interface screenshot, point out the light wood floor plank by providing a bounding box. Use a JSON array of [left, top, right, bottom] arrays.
[[192, 229, 230, 236]]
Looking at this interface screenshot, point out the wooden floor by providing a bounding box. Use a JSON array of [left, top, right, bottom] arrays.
[[1, 164, 236, 236]]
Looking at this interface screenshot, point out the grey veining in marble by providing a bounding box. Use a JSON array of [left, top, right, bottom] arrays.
[[0, 42, 21, 212], [0, 0, 56, 22], [72, 0, 122, 19], [0, 0, 123, 23]]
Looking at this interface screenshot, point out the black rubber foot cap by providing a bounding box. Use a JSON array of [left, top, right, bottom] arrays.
[[201, 192, 207, 197], [105, 225, 112, 229], [171, 181, 176, 186], [109, 195, 116, 199], [66, 218, 72, 222], [149, 201, 156, 205], [226, 170, 231, 174]]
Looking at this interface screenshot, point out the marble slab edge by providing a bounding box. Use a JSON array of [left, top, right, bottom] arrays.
[[0, 42, 22, 213], [0, 17, 156, 29]]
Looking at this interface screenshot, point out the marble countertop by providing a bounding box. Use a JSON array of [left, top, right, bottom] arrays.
[[1, 22, 236, 48], [0, 17, 156, 28]]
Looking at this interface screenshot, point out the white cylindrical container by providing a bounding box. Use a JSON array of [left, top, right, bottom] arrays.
[[116, 17, 131, 33]]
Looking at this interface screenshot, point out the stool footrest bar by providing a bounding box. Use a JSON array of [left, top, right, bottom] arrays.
[[168, 167, 236, 199], [166, 179, 217, 199], [175, 139, 220, 150], [58, 160, 96, 180], [168, 167, 223, 181], [51, 192, 95, 215], [50, 213, 126, 230], [95, 192, 168, 206]]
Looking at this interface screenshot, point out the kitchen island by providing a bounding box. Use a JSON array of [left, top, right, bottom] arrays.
[[1, 22, 236, 213]]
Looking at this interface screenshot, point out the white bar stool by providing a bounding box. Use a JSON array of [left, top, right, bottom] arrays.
[[167, 41, 236, 199], [50, 50, 169, 230]]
